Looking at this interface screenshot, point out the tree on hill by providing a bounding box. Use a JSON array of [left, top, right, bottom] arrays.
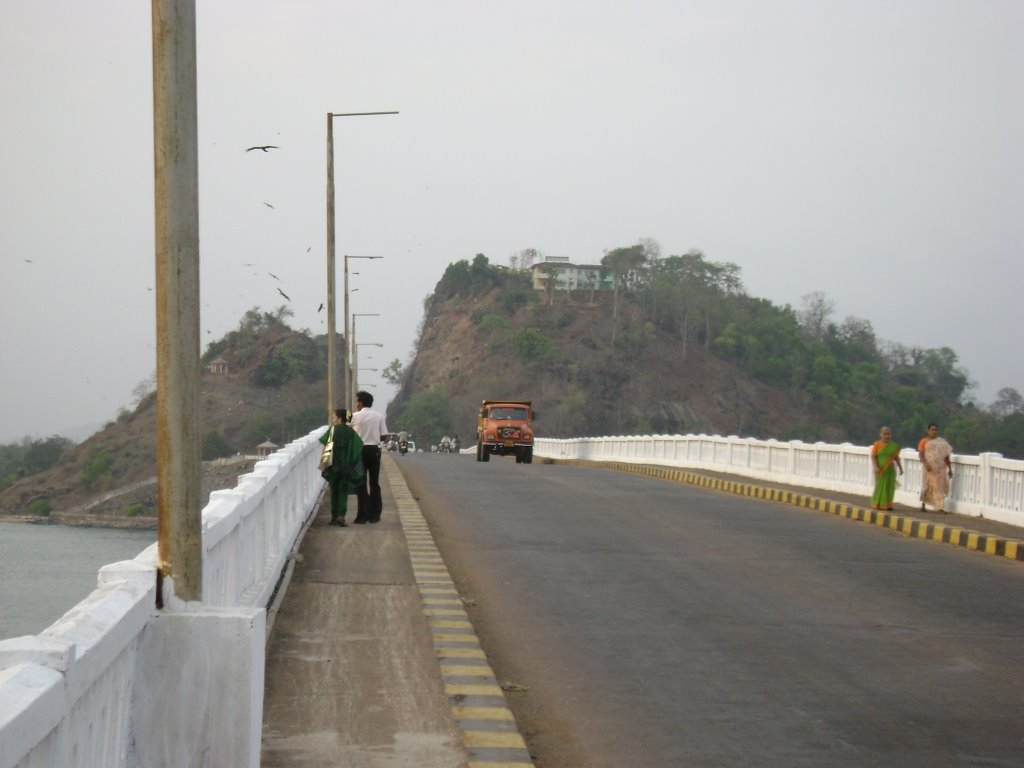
[[602, 245, 646, 337], [390, 386, 451, 448], [382, 358, 404, 386], [0, 436, 75, 492]]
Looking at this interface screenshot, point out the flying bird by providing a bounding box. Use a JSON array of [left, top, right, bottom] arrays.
[[23, 259, 33, 263], [306, 247, 311, 253], [246, 145, 278, 152], [277, 287, 291, 301], [317, 303, 324, 312], [268, 272, 280, 280], [263, 202, 275, 209]]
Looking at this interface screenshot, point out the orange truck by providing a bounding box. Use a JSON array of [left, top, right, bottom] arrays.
[[476, 400, 534, 463]]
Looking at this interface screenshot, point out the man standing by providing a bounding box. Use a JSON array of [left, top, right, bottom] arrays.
[[351, 390, 388, 524]]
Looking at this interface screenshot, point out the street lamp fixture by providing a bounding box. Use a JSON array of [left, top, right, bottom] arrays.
[[352, 341, 384, 399], [325, 109, 397, 418], [351, 312, 381, 406]]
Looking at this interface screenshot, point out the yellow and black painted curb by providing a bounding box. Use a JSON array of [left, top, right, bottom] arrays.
[[385, 461, 536, 768], [543, 458, 1024, 563]]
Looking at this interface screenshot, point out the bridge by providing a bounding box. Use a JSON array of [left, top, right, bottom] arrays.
[[2, 432, 1022, 767]]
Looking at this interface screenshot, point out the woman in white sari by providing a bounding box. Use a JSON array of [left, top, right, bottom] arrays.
[[918, 423, 953, 513]]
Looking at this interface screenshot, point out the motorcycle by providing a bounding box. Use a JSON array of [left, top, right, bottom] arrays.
[[399, 439, 408, 455]]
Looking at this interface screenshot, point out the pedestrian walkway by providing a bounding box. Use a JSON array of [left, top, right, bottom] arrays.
[[260, 457, 467, 767], [261, 455, 534, 768]]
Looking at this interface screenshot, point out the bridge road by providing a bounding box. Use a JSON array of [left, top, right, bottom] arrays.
[[396, 454, 1024, 768]]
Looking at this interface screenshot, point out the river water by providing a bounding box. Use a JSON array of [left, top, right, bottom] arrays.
[[0, 523, 155, 640]]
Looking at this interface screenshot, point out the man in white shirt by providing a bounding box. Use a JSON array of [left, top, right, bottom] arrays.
[[351, 390, 389, 523]]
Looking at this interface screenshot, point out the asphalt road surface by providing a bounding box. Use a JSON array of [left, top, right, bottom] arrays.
[[396, 453, 1024, 768]]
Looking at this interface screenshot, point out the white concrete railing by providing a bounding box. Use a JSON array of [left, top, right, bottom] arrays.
[[535, 434, 1024, 528], [0, 428, 326, 768]]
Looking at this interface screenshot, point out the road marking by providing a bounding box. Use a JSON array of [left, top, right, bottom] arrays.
[[384, 456, 537, 767], [548, 458, 1023, 562]]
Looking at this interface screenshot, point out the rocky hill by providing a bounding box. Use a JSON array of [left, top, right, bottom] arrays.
[[386, 263, 831, 447], [387, 251, 1022, 456]]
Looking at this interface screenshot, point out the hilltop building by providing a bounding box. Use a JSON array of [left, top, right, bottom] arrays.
[[531, 256, 614, 293]]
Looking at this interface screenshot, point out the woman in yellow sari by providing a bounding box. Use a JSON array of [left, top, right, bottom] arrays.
[[870, 426, 903, 511]]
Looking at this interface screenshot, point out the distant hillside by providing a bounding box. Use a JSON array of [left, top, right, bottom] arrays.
[[387, 256, 827, 447], [386, 252, 1024, 458], [0, 308, 338, 520]]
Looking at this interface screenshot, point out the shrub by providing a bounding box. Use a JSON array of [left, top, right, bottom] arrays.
[[512, 328, 554, 364], [202, 429, 235, 460], [123, 503, 151, 518], [27, 498, 51, 516], [477, 314, 511, 334], [80, 448, 114, 491]]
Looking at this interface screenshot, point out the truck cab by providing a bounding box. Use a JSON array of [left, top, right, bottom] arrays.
[[476, 400, 534, 463]]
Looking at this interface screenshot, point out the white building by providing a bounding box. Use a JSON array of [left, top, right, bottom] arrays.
[[531, 256, 614, 293]]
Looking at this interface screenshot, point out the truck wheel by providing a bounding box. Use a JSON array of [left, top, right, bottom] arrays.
[[524, 448, 533, 464], [476, 443, 483, 462], [481, 445, 490, 462]]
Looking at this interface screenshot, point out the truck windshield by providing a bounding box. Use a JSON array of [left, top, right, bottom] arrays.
[[490, 407, 528, 420]]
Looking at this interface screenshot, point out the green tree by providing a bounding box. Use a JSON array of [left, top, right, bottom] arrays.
[[254, 352, 291, 387], [601, 245, 647, 335], [382, 358, 405, 386], [919, 347, 969, 402], [798, 291, 835, 341], [989, 387, 1023, 417], [991, 412, 1024, 459], [392, 386, 452, 445], [511, 328, 554, 364], [201, 429, 235, 460], [80, 447, 114, 491], [28, 498, 52, 516], [22, 436, 74, 475]]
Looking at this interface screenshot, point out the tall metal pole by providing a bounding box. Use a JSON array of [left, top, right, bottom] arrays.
[[352, 331, 359, 405], [152, 0, 201, 602], [326, 114, 336, 419]]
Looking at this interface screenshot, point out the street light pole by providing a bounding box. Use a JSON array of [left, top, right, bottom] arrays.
[[344, 257, 382, 410], [325, 109, 397, 417], [353, 342, 383, 402], [326, 114, 336, 420], [351, 312, 380, 404]]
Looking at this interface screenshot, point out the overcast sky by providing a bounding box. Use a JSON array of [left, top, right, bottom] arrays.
[[2, 0, 1021, 444]]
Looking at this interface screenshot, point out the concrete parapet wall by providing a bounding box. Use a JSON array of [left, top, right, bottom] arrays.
[[0, 428, 325, 768], [535, 434, 1023, 528]]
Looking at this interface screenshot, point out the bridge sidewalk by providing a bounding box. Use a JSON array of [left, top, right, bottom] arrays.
[[260, 460, 468, 767]]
